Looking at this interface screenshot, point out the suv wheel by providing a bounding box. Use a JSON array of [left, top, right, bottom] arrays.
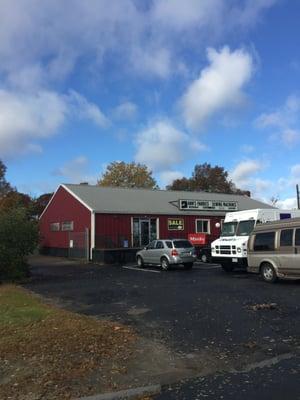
[[161, 257, 170, 271], [261, 262, 277, 283], [200, 253, 208, 263], [137, 256, 144, 268], [184, 262, 193, 270]]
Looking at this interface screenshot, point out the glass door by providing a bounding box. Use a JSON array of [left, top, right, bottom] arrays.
[[140, 219, 150, 246]]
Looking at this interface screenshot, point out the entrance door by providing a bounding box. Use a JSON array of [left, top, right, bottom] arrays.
[[140, 219, 150, 246]]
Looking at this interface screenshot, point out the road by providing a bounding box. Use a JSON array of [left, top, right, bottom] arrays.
[[26, 256, 300, 399]]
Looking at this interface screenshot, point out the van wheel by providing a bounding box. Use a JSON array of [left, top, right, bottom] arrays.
[[137, 256, 144, 268], [161, 257, 170, 271], [221, 264, 234, 272], [261, 263, 277, 283], [184, 262, 193, 270]]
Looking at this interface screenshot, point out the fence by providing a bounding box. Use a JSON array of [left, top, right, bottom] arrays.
[[68, 230, 89, 260]]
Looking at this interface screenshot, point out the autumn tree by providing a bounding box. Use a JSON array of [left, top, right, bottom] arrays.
[[0, 160, 13, 199], [167, 163, 250, 196], [32, 193, 53, 217], [98, 161, 158, 189]]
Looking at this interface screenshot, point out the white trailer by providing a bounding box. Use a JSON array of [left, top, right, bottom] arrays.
[[211, 208, 300, 271]]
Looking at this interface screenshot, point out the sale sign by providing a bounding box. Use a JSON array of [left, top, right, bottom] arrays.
[[188, 233, 206, 245]]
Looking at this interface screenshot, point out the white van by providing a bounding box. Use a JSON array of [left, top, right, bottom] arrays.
[[211, 208, 300, 271], [248, 218, 300, 282]]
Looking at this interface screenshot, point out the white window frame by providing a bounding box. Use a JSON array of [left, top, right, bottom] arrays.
[[50, 222, 60, 231], [61, 221, 74, 231], [195, 219, 210, 234]]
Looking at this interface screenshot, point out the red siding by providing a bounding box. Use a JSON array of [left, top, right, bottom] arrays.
[[95, 213, 223, 247], [39, 186, 91, 249]]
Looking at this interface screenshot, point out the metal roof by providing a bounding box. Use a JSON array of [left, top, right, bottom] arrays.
[[62, 184, 275, 216]]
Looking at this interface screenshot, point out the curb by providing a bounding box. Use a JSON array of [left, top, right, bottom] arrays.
[[76, 384, 161, 400]]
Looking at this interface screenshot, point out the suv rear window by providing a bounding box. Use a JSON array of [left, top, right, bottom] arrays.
[[173, 240, 192, 248], [165, 241, 173, 248]]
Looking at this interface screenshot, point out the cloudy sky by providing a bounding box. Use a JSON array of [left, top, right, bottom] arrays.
[[1, 0, 300, 208]]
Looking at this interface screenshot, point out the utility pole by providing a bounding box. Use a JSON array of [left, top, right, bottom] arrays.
[[297, 184, 300, 209]]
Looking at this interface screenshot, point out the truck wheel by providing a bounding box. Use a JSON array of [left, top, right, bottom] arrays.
[[260, 262, 277, 283], [221, 264, 234, 272]]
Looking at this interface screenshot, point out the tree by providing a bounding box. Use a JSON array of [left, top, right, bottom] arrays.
[[0, 191, 32, 212], [167, 163, 250, 196], [0, 207, 39, 280], [0, 160, 13, 199], [98, 161, 158, 189], [32, 193, 53, 217]]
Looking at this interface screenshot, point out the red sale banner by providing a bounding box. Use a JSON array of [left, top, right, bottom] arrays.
[[188, 233, 206, 245]]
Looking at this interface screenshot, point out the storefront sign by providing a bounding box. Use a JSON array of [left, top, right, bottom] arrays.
[[188, 233, 206, 245], [180, 199, 238, 211], [168, 218, 184, 231]]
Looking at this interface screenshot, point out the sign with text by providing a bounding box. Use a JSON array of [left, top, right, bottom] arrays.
[[180, 199, 238, 211], [168, 218, 184, 231], [188, 233, 206, 245]]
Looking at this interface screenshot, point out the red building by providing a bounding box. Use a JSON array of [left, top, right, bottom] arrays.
[[39, 184, 273, 263]]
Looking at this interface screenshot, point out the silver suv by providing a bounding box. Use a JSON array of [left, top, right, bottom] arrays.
[[136, 239, 196, 270]]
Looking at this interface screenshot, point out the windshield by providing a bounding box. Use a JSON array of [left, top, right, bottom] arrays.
[[221, 222, 238, 237], [236, 220, 256, 236]]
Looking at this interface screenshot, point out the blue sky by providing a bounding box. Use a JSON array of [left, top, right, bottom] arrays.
[[1, 0, 300, 208]]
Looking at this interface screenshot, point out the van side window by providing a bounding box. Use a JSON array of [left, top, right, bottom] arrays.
[[280, 229, 293, 247], [295, 229, 300, 246], [253, 232, 275, 251]]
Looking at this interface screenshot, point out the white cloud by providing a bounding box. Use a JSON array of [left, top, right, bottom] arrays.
[[159, 170, 184, 187], [0, 89, 108, 159], [181, 46, 254, 128], [0, 1, 277, 86], [229, 159, 273, 200], [135, 120, 204, 171], [230, 159, 264, 184], [54, 156, 97, 184], [0, 89, 67, 158], [240, 144, 255, 153], [276, 197, 298, 210], [68, 91, 108, 128], [113, 101, 138, 120], [256, 95, 300, 147]]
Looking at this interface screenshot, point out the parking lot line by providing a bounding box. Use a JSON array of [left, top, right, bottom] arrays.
[[122, 266, 161, 273], [194, 264, 221, 270]]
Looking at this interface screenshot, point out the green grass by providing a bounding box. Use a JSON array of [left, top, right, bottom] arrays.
[[0, 285, 53, 325]]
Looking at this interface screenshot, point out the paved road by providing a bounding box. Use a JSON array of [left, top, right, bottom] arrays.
[[26, 257, 300, 399]]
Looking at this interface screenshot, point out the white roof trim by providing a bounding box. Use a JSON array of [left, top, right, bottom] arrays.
[[61, 184, 93, 212], [39, 184, 93, 220]]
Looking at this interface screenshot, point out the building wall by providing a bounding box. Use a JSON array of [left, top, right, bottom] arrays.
[[39, 186, 91, 251], [95, 213, 223, 248]]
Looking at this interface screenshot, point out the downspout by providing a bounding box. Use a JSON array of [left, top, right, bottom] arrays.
[[90, 211, 95, 260]]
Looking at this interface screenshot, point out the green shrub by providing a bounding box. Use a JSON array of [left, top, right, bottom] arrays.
[[0, 207, 39, 280]]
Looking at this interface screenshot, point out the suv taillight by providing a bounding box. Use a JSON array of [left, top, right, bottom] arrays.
[[171, 249, 179, 256]]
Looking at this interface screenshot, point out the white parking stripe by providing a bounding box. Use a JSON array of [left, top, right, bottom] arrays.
[[122, 266, 161, 273], [194, 265, 221, 270]]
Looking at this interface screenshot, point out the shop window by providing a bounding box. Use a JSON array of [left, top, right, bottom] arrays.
[[253, 232, 275, 251], [61, 221, 74, 231], [195, 219, 210, 234], [50, 222, 60, 231]]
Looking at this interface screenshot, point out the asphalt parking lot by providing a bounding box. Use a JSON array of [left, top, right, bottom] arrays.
[[26, 256, 300, 399]]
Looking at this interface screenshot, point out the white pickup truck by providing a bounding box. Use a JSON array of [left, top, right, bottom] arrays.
[[211, 208, 300, 271]]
